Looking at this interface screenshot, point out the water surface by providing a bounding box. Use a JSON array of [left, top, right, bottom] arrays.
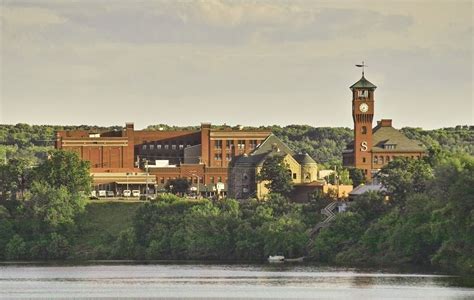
[[0, 263, 472, 299]]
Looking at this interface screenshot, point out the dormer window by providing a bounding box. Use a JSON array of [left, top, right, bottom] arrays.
[[384, 144, 396, 150], [358, 90, 368, 98]]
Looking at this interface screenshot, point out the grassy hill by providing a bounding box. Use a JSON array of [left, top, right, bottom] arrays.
[[72, 202, 142, 260]]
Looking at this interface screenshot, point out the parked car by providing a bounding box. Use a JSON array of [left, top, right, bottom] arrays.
[[90, 190, 98, 199], [106, 191, 115, 197], [123, 190, 131, 197], [98, 190, 107, 197], [132, 190, 140, 197]]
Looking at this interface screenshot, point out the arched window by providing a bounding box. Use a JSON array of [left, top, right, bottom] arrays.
[[361, 126, 367, 134], [374, 156, 378, 164], [380, 156, 385, 164]]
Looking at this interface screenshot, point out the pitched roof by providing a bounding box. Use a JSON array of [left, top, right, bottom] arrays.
[[232, 134, 294, 166], [349, 183, 386, 196], [293, 153, 317, 165], [350, 75, 377, 90], [372, 125, 425, 152]]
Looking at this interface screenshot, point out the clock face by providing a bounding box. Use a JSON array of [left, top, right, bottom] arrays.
[[359, 103, 369, 113]]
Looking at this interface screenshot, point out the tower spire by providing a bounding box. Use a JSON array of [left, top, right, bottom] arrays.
[[355, 61, 367, 76]]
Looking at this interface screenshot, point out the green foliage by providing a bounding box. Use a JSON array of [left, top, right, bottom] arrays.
[[28, 181, 86, 229], [33, 150, 91, 195], [348, 168, 366, 187], [5, 234, 27, 260], [257, 155, 294, 196], [165, 178, 190, 195], [310, 150, 474, 274]]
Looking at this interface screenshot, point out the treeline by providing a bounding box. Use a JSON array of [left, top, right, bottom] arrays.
[[1, 123, 472, 166], [312, 150, 473, 274], [0, 151, 91, 260]]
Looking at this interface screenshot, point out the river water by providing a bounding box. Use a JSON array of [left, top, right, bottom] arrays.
[[0, 263, 472, 299]]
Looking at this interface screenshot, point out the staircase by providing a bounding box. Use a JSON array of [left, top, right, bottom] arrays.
[[309, 201, 338, 237]]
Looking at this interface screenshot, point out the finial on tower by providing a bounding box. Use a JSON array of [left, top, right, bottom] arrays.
[[355, 61, 368, 76]]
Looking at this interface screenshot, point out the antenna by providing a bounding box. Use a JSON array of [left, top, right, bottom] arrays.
[[355, 61, 368, 76]]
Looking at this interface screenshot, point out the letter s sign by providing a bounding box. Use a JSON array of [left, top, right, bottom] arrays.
[[360, 141, 368, 152]]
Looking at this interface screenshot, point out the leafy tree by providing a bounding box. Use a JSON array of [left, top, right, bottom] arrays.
[[33, 150, 91, 195], [378, 157, 433, 207], [0, 158, 32, 201], [165, 178, 190, 195], [5, 234, 27, 260], [348, 168, 366, 187], [28, 181, 86, 229], [257, 155, 293, 196]]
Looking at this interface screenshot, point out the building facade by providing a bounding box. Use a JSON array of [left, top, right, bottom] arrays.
[[342, 74, 426, 180], [56, 123, 271, 195]]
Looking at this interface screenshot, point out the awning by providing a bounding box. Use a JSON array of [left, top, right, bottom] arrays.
[[115, 181, 157, 185]]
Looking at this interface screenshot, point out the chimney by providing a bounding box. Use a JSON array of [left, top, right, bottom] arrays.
[[379, 119, 392, 127]]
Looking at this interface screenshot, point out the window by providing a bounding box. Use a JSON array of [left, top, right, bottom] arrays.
[[218, 176, 222, 182], [215, 140, 222, 149], [142, 144, 147, 150], [243, 174, 249, 181], [380, 156, 385, 164], [226, 154, 232, 161], [358, 90, 368, 98], [238, 140, 245, 150], [214, 153, 222, 161], [386, 156, 390, 162], [172, 144, 177, 150], [361, 126, 367, 134], [374, 156, 378, 164], [150, 144, 155, 150], [210, 176, 215, 184], [292, 173, 297, 180], [362, 157, 366, 163], [249, 140, 258, 149], [160, 177, 165, 184], [157, 144, 162, 150], [179, 144, 184, 150], [384, 144, 396, 150], [164, 144, 169, 150], [226, 140, 233, 149]]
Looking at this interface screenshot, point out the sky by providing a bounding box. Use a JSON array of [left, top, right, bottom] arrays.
[[1, 0, 472, 129]]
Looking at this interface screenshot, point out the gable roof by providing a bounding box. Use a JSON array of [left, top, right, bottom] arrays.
[[232, 134, 294, 166], [293, 153, 317, 165], [350, 75, 377, 90], [372, 125, 425, 152]]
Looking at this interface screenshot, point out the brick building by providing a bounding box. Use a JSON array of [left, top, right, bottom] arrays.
[[56, 123, 271, 196], [342, 74, 426, 180]]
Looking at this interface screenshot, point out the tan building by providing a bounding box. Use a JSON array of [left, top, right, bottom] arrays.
[[228, 134, 346, 201]]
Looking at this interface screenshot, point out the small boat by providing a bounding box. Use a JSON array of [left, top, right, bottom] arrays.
[[268, 255, 285, 263], [284, 257, 304, 262]]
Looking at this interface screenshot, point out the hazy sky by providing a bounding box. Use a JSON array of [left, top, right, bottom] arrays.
[[1, 0, 472, 129]]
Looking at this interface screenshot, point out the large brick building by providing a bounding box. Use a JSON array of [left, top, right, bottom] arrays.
[[56, 123, 271, 196], [342, 74, 426, 180]]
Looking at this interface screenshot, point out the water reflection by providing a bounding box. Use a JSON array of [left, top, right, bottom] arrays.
[[0, 263, 472, 299]]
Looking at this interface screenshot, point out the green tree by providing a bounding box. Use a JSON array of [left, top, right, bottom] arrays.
[[257, 155, 293, 196], [28, 181, 87, 229], [165, 178, 190, 195], [33, 150, 91, 195], [348, 168, 366, 187], [5, 234, 27, 260], [0, 158, 32, 201]]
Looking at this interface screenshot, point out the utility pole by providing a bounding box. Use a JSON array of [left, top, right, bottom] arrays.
[[144, 158, 149, 199]]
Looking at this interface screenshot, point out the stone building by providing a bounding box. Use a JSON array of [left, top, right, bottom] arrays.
[[228, 134, 320, 200]]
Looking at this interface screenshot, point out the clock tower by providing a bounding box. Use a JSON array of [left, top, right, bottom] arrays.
[[350, 73, 377, 178]]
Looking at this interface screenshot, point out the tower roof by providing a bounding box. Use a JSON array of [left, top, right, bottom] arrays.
[[350, 75, 377, 90]]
